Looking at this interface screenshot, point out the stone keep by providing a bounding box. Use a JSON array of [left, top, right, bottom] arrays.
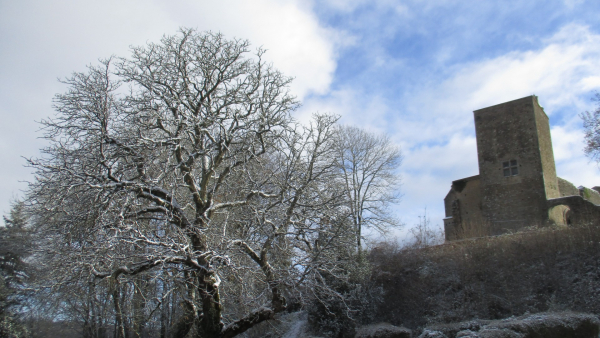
[[444, 96, 600, 241]]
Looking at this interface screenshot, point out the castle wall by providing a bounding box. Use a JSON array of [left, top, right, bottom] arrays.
[[444, 96, 600, 241], [552, 178, 600, 225], [558, 177, 579, 197], [533, 98, 560, 199], [473, 96, 553, 234], [579, 186, 600, 205], [547, 195, 600, 225], [444, 175, 484, 240]]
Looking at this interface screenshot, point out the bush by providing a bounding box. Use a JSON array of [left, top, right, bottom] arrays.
[[370, 224, 600, 330], [307, 258, 383, 337]]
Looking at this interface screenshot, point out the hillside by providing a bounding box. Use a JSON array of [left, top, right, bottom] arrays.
[[370, 224, 600, 330]]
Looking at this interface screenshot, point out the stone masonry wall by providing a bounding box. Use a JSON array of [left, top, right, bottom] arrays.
[[558, 177, 579, 197], [579, 186, 600, 206], [444, 175, 485, 240], [474, 96, 551, 234], [444, 96, 600, 240], [533, 97, 560, 199]]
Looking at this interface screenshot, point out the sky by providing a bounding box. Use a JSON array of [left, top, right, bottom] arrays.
[[1, 0, 600, 243]]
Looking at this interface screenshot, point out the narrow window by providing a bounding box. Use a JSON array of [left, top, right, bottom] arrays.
[[503, 161, 510, 176], [503, 160, 519, 177]]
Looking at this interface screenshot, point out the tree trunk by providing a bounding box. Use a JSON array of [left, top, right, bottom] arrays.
[[187, 230, 224, 338], [168, 301, 195, 338], [110, 277, 126, 338], [169, 270, 197, 338], [132, 277, 147, 338], [88, 279, 98, 338], [196, 272, 223, 338], [356, 218, 363, 259], [160, 278, 169, 338]]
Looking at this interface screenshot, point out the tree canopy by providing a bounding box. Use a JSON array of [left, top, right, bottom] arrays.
[[25, 28, 402, 338]]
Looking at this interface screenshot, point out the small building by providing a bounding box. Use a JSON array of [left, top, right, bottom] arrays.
[[444, 96, 600, 241]]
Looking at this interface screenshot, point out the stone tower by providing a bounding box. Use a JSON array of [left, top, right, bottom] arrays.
[[474, 95, 559, 234], [444, 96, 600, 241]]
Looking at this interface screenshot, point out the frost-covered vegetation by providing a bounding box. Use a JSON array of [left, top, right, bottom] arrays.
[[245, 223, 600, 337], [370, 224, 600, 331], [421, 312, 600, 338], [1, 29, 402, 338]]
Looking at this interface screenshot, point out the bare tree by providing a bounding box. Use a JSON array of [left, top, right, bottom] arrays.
[[334, 126, 402, 255], [408, 209, 444, 248], [582, 92, 600, 163], [27, 29, 356, 338]]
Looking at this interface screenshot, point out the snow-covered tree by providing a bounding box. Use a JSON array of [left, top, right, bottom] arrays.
[[0, 200, 31, 338], [334, 126, 402, 254], [27, 29, 358, 338]]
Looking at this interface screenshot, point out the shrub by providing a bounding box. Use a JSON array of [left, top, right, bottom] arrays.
[[370, 224, 600, 330]]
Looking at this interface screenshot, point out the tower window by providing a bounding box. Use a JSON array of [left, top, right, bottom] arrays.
[[503, 160, 518, 177]]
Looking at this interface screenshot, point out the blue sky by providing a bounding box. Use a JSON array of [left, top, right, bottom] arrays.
[[2, 0, 600, 242]]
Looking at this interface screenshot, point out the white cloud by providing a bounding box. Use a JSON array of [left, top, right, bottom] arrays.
[[403, 135, 478, 175], [379, 24, 600, 236], [396, 134, 478, 233], [151, 0, 340, 98], [321, 0, 409, 15], [425, 24, 600, 121], [0, 0, 340, 215], [563, 0, 585, 9], [551, 125, 584, 162], [552, 123, 600, 188], [385, 24, 600, 159], [0, 0, 338, 99], [298, 87, 392, 133]]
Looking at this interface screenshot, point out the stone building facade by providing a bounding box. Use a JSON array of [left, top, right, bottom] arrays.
[[444, 96, 600, 241]]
